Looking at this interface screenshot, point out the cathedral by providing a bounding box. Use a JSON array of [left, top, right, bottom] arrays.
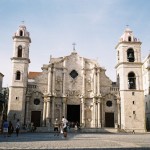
[[7, 25, 146, 132]]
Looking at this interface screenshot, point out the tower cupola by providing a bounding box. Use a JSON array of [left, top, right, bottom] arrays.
[[13, 25, 31, 42], [119, 27, 140, 43]]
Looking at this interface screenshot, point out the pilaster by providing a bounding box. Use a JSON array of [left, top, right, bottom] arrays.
[[92, 97, 96, 127], [25, 95, 30, 125], [97, 97, 102, 128], [42, 95, 47, 126], [80, 95, 85, 127], [48, 67, 52, 95], [46, 96, 51, 126]]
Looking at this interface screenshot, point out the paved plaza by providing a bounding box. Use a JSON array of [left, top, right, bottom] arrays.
[[0, 132, 150, 150]]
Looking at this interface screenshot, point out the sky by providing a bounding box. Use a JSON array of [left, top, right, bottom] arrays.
[[0, 0, 150, 87]]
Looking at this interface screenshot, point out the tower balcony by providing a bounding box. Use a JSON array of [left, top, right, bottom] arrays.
[[110, 87, 119, 92]]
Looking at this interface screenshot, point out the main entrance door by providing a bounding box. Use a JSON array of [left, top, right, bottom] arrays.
[[31, 111, 41, 127], [105, 112, 114, 127], [67, 105, 80, 124]]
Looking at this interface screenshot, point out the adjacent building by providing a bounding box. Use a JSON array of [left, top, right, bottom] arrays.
[[143, 54, 150, 130]]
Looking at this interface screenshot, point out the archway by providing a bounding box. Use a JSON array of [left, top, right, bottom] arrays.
[[67, 105, 80, 127]]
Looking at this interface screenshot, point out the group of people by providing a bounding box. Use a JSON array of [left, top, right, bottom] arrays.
[[2, 119, 20, 137], [24, 122, 36, 132], [53, 116, 68, 138], [2, 116, 78, 138]]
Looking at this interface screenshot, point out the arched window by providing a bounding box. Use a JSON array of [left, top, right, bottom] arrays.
[[128, 72, 136, 89], [17, 45, 22, 57], [16, 71, 21, 80], [19, 30, 23, 36], [128, 36, 131, 42], [127, 48, 135, 62]]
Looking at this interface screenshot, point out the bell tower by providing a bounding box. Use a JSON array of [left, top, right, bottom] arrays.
[[7, 25, 31, 125], [115, 27, 146, 132]]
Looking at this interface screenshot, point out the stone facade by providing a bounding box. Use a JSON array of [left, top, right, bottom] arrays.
[[7, 25, 146, 132], [26, 52, 119, 129], [116, 28, 145, 132], [143, 54, 150, 130]]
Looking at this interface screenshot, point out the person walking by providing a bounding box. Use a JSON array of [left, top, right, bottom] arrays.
[[15, 119, 20, 137], [53, 118, 59, 136], [62, 116, 68, 138], [3, 119, 9, 138], [8, 121, 14, 137]]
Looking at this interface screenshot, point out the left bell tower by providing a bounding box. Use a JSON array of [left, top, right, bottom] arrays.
[[7, 25, 31, 125]]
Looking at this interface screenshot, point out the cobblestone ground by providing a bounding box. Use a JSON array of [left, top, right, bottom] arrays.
[[0, 132, 150, 149]]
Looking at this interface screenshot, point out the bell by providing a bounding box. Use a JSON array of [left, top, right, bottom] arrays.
[[128, 53, 134, 58]]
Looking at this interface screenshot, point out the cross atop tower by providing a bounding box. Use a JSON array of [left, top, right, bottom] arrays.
[[21, 21, 25, 25], [72, 42, 76, 52]]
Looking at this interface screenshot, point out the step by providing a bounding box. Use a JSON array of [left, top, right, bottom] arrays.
[[35, 127, 118, 133]]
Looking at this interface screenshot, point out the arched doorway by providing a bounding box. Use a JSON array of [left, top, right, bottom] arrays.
[[105, 112, 114, 127], [67, 105, 80, 126], [31, 111, 41, 127]]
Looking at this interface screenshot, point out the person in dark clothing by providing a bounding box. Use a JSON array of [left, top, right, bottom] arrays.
[[3, 119, 9, 138], [15, 119, 20, 137], [8, 121, 14, 137]]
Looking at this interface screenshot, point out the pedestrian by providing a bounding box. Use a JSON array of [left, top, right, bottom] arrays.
[[60, 122, 64, 135], [62, 116, 68, 138], [31, 122, 36, 132], [53, 118, 59, 136], [15, 119, 20, 137], [74, 124, 78, 132], [8, 121, 14, 137], [3, 119, 9, 138]]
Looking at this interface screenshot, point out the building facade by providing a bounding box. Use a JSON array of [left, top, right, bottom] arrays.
[[7, 25, 146, 132], [143, 54, 150, 130], [116, 28, 145, 132]]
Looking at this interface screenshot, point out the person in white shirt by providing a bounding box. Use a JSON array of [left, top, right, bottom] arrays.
[[62, 116, 68, 138]]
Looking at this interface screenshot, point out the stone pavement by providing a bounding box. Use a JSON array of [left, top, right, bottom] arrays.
[[0, 132, 150, 149]]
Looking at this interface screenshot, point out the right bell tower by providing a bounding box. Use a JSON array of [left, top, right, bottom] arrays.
[[115, 27, 146, 132]]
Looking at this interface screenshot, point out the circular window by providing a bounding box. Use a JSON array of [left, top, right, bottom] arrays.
[[34, 98, 40, 105], [106, 101, 112, 107]]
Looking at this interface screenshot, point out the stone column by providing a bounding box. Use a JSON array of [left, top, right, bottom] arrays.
[[82, 58, 85, 95], [46, 96, 51, 126], [62, 70, 66, 96], [92, 97, 96, 127], [48, 67, 52, 95], [101, 98, 104, 127], [97, 98, 101, 128], [93, 68, 97, 95], [97, 68, 100, 95], [62, 60, 66, 96], [25, 96, 30, 125], [62, 97, 67, 117], [52, 68, 56, 96], [51, 97, 55, 124], [81, 96, 85, 127], [82, 69, 85, 96], [42, 96, 47, 126], [117, 98, 121, 128]]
